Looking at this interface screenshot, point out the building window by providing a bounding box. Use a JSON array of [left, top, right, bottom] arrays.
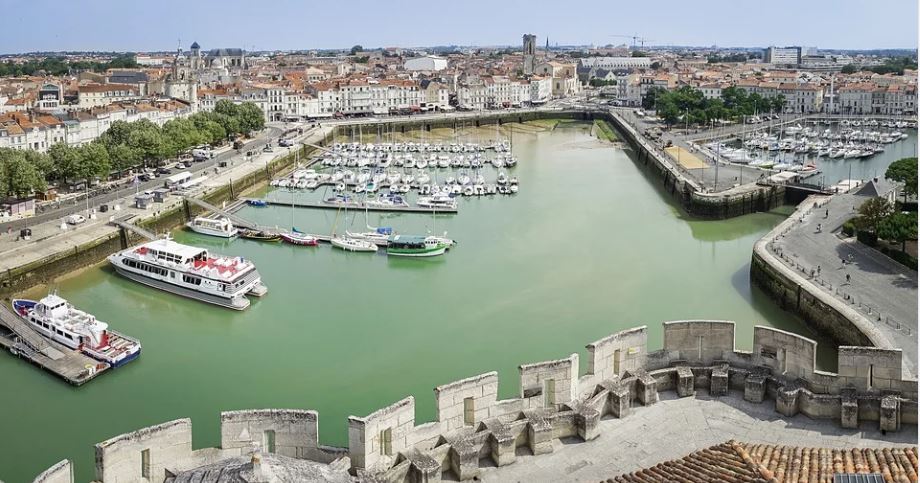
[[463, 397, 475, 426], [141, 449, 150, 478], [379, 428, 392, 456]]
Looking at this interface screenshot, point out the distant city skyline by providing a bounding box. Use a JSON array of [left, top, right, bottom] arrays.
[[0, 0, 917, 54]]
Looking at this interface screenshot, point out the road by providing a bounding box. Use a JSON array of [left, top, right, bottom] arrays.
[[770, 193, 918, 376], [0, 124, 283, 233], [0, 125, 332, 273]]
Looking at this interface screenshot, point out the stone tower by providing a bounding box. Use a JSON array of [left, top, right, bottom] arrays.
[[523, 34, 536, 75], [190, 41, 202, 71]]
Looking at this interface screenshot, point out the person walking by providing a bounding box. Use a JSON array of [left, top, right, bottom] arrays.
[[846, 273, 851, 283]]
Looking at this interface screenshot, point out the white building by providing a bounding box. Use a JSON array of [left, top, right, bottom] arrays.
[[578, 57, 652, 71], [763, 46, 801, 66], [404, 55, 448, 72]]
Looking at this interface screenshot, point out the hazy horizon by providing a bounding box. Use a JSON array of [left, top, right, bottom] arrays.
[[0, 0, 916, 54]]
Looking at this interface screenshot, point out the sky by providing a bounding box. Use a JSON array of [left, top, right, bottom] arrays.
[[0, 0, 917, 54]]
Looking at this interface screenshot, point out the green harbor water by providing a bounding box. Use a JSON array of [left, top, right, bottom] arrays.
[[2, 121, 840, 482]]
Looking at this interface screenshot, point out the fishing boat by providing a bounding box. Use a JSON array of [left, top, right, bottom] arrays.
[[12, 293, 141, 367], [386, 235, 448, 257], [331, 236, 378, 252], [247, 199, 268, 207], [108, 237, 267, 310], [281, 229, 318, 246], [186, 216, 238, 238], [239, 229, 282, 242]]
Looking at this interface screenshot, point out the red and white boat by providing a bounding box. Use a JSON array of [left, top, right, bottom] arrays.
[[281, 229, 318, 246], [108, 237, 267, 310], [12, 293, 141, 367]]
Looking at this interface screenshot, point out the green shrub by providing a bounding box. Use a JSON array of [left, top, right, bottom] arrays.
[[856, 230, 878, 247], [842, 221, 856, 237]]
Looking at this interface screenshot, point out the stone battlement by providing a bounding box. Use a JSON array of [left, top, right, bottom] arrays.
[[37, 320, 918, 482]]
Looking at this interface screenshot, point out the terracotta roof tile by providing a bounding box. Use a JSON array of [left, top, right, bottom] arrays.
[[610, 441, 918, 483]]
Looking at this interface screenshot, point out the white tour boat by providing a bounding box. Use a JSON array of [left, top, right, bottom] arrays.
[[417, 194, 457, 210], [12, 293, 141, 367], [108, 238, 268, 310], [186, 216, 238, 238]]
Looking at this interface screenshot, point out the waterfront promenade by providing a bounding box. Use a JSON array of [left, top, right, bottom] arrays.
[[763, 192, 918, 376], [478, 393, 917, 482]]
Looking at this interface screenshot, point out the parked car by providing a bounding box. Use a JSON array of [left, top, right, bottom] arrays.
[[157, 167, 172, 175], [65, 214, 86, 225]]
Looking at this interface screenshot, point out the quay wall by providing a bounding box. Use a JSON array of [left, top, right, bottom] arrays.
[[0, 136, 330, 299], [597, 110, 786, 218], [750, 196, 891, 354], [41, 320, 917, 482]]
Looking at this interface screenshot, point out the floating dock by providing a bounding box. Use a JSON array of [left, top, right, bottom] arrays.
[[249, 198, 458, 214], [0, 304, 109, 386]]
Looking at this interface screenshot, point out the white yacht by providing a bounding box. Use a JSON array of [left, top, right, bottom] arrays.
[[331, 236, 379, 252], [12, 293, 141, 367], [108, 238, 268, 310], [186, 216, 238, 238], [417, 194, 458, 210]]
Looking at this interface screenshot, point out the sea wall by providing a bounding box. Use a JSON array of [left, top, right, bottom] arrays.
[[597, 110, 785, 218], [750, 196, 890, 353], [41, 319, 916, 483], [0, 135, 331, 299]]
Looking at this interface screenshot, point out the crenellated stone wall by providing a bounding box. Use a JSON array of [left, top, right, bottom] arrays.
[[39, 320, 919, 483]]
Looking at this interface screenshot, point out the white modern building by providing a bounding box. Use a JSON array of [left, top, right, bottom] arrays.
[[404, 55, 448, 72]]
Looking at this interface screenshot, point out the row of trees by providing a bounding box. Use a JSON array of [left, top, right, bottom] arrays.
[[0, 55, 138, 77], [841, 57, 918, 76], [0, 100, 265, 198], [642, 86, 786, 125]]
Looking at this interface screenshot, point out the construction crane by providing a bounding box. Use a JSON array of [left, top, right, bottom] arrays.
[[609, 34, 654, 49]]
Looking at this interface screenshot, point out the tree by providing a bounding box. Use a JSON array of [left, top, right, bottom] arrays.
[[77, 143, 111, 180], [0, 149, 46, 198], [885, 157, 918, 199], [128, 128, 167, 168], [856, 197, 894, 233], [350, 45, 364, 55], [650, 61, 661, 70], [48, 143, 81, 184], [236, 102, 266, 134], [840, 64, 858, 74], [878, 212, 917, 252]]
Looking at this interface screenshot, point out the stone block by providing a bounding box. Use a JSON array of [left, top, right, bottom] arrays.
[[841, 396, 858, 429], [710, 366, 729, 397], [676, 366, 695, 397], [608, 385, 630, 418], [483, 419, 515, 467], [447, 437, 479, 481], [635, 372, 658, 406], [744, 374, 766, 403], [775, 386, 799, 417], [573, 405, 600, 441], [880, 396, 901, 432], [524, 410, 554, 455], [406, 450, 441, 483]]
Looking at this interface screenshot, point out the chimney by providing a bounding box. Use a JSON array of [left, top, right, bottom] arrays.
[[251, 449, 264, 481]]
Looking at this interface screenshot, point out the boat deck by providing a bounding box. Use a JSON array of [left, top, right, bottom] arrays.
[[0, 305, 109, 385], [244, 197, 458, 214]]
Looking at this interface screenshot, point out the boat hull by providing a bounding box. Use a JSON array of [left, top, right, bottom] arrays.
[[281, 233, 318, 246], [186, 223, 237, 238], [112, 265, 251, 310], [387, 246, 447, 257]]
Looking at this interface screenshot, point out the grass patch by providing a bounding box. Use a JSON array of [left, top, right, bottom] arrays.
[[593, 119, 619, 142], [525, 119, 561, 130]]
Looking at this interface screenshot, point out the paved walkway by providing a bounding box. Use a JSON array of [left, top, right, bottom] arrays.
[[0, 126, 332, 273], [770, 192, 918, 376], [476, 393, 917, 483]]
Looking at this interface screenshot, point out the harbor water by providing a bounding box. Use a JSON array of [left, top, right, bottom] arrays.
[[2, 121, 854, 482]]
